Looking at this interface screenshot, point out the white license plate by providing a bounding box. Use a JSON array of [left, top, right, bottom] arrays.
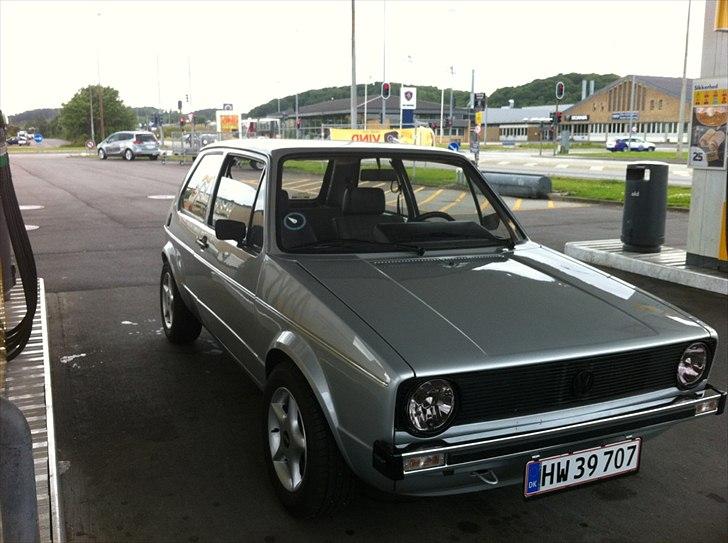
[[524, 438, 641, 497]]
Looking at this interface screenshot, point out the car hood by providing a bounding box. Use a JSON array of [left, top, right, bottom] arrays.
[[297, 244, 708, 376]]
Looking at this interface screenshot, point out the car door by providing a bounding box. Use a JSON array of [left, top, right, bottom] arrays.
[[174, 151, 226, 319], [201, 153, 268, 382], [104, 133, 119, 154]]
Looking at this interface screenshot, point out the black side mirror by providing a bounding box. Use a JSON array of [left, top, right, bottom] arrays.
[[214, 219, 247, 245]]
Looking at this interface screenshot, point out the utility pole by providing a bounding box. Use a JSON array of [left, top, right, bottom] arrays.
[[468, 68, 474, 139], [89, 87, 95, 145], [97, 85, 106, 140], [364, 83, 368, 129], [676, 0, 692, 154], [448, 65, 454, 137], [295, 93, 299, 138], [439, 88, 444, 139], [627, 74, 637, 140], [350, 0, 357, 129], [157, 55, 164, 145]]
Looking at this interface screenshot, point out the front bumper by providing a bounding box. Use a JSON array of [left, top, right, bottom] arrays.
[[373, 385, 726, 485]]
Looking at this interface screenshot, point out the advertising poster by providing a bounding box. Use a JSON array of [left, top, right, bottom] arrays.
[[400, 86, 417, 110], [328, 127, 434, 146], [216, 111, 239, 133], [689, 77, 728, 170]]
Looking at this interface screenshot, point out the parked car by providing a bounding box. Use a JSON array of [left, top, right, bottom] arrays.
[[606, 136, 656, 152], [160, 139, 724, 518], [97, 131, 159, 160], [6, 136, 19, 145]]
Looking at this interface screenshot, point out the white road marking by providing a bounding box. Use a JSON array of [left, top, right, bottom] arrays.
[[555, 164, 569, 169], [497, 161, 510, 165], [524, 162, 537, 167], [25, 225, 39, 231], [589, 165, 604, 171], [20, 205, 45, 210], [147, 195, 175, 200]]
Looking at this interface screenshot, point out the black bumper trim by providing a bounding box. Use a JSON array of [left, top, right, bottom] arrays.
[[373, 385, 726, 481]]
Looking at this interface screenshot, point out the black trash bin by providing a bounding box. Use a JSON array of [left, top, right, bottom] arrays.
[[621, 162, 669, 253]]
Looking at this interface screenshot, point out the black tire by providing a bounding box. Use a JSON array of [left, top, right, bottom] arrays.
[[250, 160, 264, 171], [150, 155, 158, 160], [124, 148, 135, 161], [263, 362, 355, 518], [98, 148, 107, 160], [160, 262, 201, 344]]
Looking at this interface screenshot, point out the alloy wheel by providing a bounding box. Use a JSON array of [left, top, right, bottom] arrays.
[[161, 272, 174, 329], [268, 387, 307, 492]]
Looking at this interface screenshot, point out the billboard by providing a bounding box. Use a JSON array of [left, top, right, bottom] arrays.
[[216, 111, 239, 133], [400, 87, 417, 110]]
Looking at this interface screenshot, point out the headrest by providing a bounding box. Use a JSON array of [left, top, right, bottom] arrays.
[[277, 189, 289, 208], [342, 187, 385, 215]]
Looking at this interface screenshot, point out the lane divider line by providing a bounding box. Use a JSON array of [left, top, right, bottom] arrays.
[[512, 198, 523, 211], [419, 189, 444, 206], [439, 192, 467, 213]]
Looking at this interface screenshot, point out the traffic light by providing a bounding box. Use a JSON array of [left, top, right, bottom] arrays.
[[177, 100, 183, 111], [555, 81, 565, 101], [381, 82, 391, 100]]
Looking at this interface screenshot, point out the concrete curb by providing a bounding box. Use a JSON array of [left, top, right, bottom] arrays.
[[548, 194, 690, 213], [564, 240, 728, 295]]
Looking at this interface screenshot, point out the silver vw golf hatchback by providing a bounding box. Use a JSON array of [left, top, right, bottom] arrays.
[[160, 139, 724, 518]]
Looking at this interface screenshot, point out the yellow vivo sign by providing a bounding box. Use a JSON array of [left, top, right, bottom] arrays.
[[328, 127, 435, 146], [475, 111, 484, 125], [216, 111, 239, 133]]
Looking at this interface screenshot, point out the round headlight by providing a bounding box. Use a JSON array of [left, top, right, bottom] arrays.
[[406, 379, 456, 434], [677, 342, 709, 387]]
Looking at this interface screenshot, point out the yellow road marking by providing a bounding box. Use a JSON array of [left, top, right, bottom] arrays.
[[414, 187, 425, 193], [372, 182, 386, 188], [547, 200, 555, 209], [512, 198, 523, 211], [480, 198, 490, 209], [439, 192, 467, 213], [419, 189, 444, 206]]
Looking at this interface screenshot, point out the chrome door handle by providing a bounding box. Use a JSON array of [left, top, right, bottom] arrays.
[[195, 236, 208, 249]]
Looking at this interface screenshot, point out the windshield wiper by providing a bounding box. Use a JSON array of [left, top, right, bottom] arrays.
[[294, 238, 426, 256]]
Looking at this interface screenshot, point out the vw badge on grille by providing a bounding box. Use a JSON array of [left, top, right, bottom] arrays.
[[571, 370, 595, 397]]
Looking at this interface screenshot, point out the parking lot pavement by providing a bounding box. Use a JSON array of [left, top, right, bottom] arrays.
[[9, 154, 727, 542]]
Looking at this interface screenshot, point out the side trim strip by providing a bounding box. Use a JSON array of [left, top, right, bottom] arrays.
[[165, 226, 389, 387]]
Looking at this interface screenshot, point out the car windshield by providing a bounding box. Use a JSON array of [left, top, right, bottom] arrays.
[[277, 153, 522, 254]]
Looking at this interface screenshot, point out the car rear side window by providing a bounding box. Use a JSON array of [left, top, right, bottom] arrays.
[[180, 152, 224, 222], [136, 134, 156, 142], [211, 156, 266, 246]]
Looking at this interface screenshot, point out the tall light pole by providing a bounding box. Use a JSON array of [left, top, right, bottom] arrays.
[[381, 0, 387, 126], [350, 0, 357, 129], [676, 0, 692, 154], [448, 65, 455, 137]]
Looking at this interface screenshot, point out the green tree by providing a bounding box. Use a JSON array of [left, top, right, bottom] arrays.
[[58, 85, 137, 144]]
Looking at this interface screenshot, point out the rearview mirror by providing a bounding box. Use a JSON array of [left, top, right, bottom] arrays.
[[215, 219, 247, 245]]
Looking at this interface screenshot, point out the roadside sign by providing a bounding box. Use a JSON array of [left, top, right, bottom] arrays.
[[474, 124, 482, 135], [475, 111, 484, 125], [223, 103, 233, 111], [474, 92, 486, 109], [33, 133, 43, 144], [470, 138, 480, 153], [400, 86, 417, 110], [85, 140, 95, 149]]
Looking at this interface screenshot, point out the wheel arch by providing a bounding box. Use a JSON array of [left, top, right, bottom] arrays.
[[264, 333, 352, 466]]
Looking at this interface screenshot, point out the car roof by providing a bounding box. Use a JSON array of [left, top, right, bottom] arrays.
[[203, 138, 459, 158]]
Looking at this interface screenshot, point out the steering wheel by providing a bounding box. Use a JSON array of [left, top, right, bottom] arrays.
[[411, 211, 455, 222]]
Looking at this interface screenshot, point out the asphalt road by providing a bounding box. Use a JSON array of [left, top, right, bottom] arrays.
[[8, 154, 727, 542]]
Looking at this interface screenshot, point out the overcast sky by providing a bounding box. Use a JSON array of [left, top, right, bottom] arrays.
[[0, 0, 706, 116]]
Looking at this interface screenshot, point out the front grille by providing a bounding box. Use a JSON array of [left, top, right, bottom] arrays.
[[396, 341, 714, 429]]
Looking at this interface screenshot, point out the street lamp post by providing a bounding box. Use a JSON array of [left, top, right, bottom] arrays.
[[676, 0, 692, 154]]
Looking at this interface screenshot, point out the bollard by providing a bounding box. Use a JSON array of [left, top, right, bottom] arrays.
[[0, 117, 14, 301], [0, 396, 41, 543]]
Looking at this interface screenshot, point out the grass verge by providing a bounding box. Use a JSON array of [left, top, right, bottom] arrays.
[[551, 176, 691, 208], [7, 146, 87, 154], [569, 150, 688, 163]]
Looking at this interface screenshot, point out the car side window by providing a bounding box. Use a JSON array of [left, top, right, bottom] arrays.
[[180, 152, 225, 222], [211, 156, 265, 230], [107, 134, 118, 142]]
